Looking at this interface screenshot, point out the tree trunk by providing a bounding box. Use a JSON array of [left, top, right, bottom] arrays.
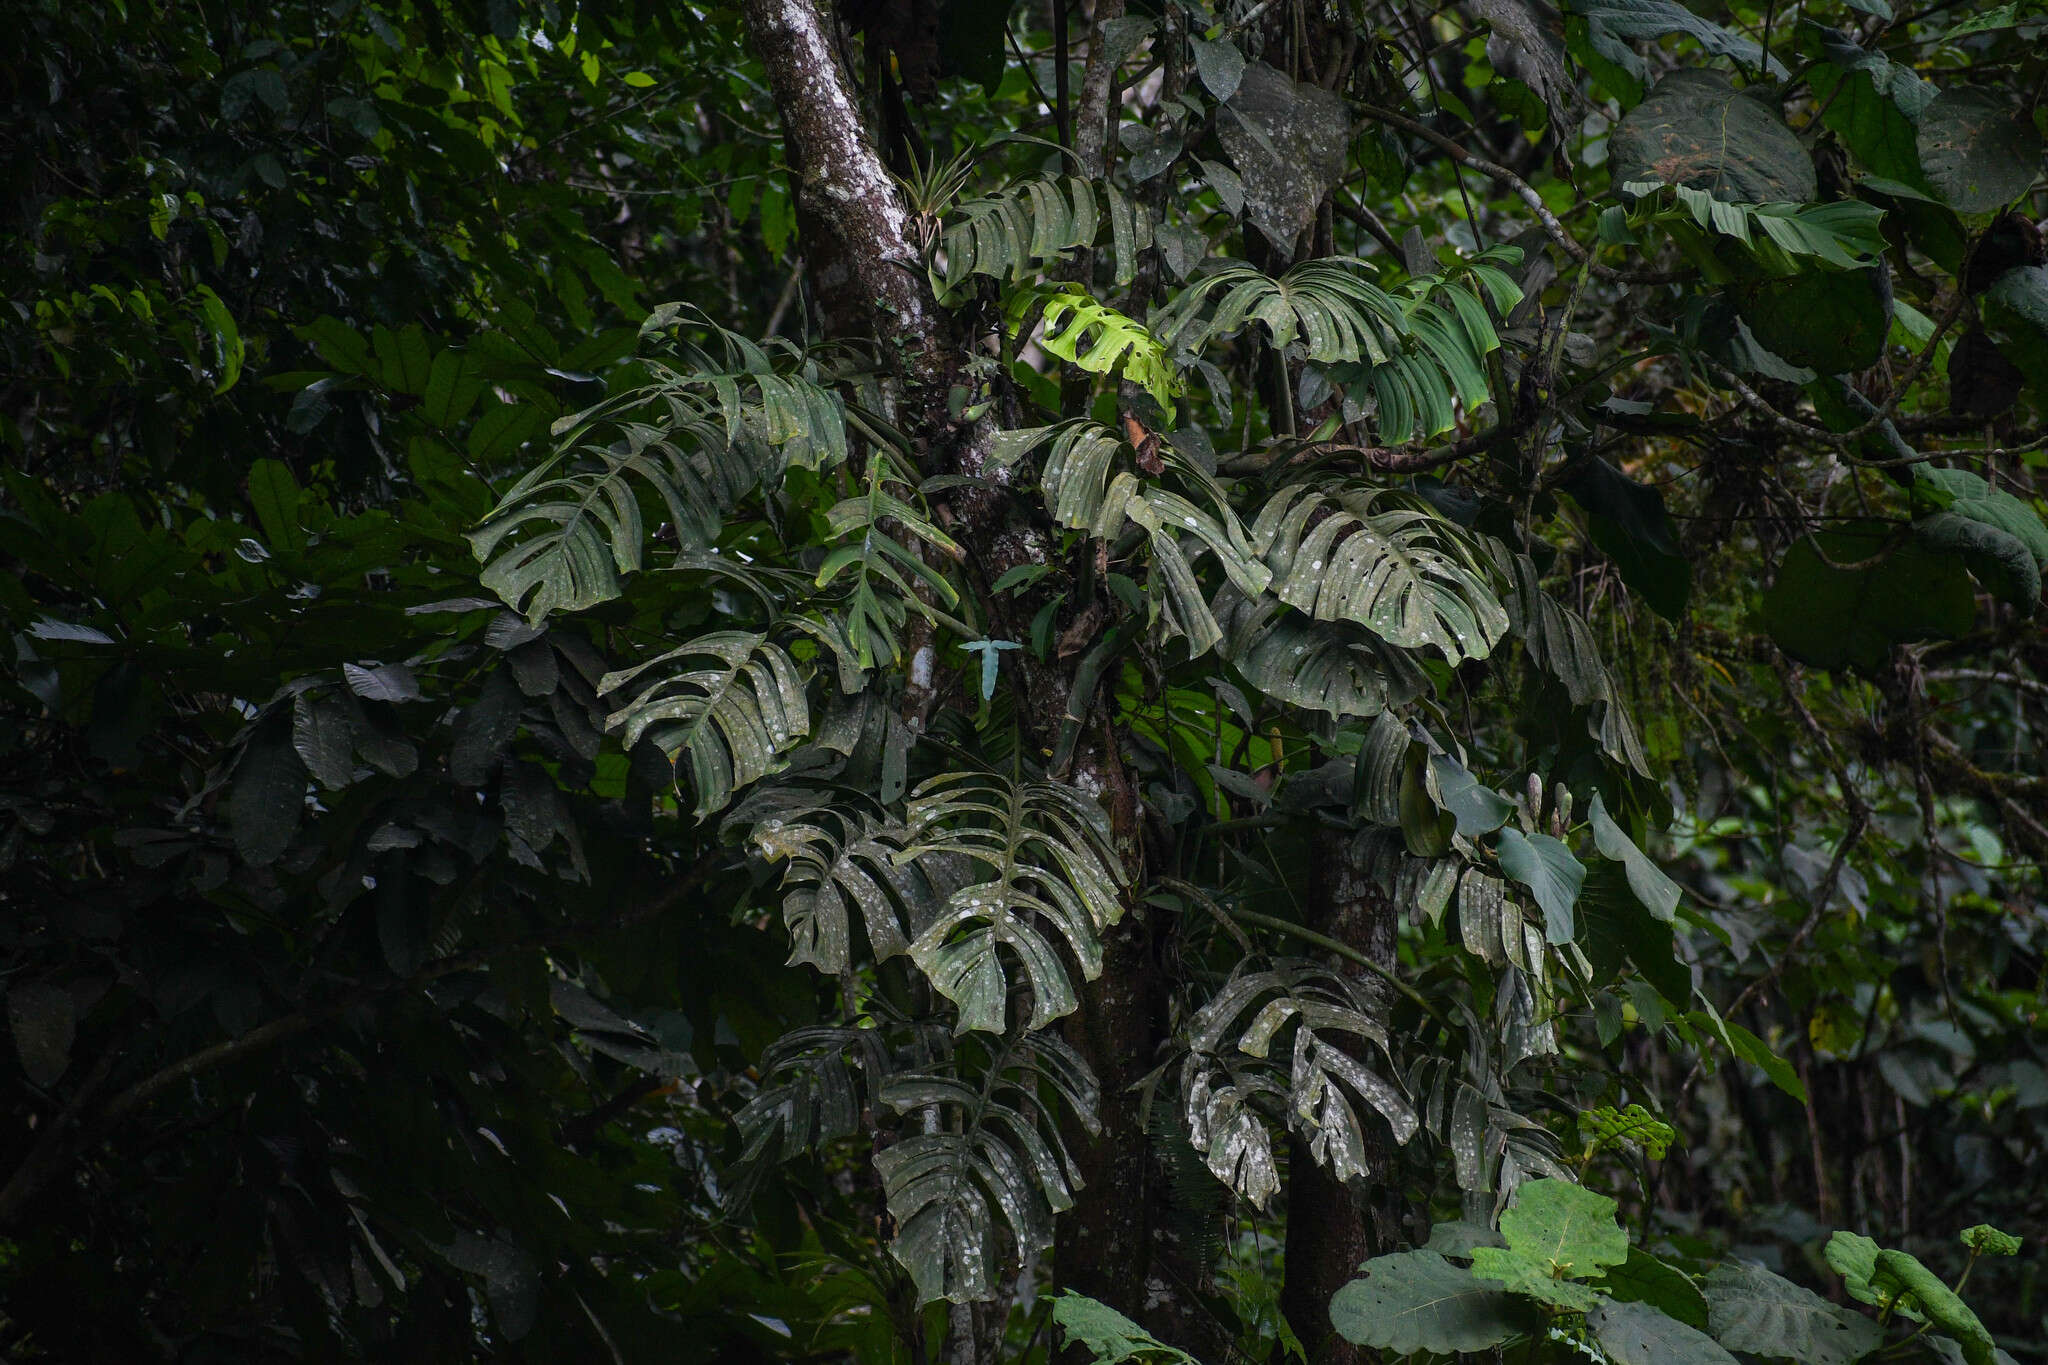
[[738, 2, 1212, 1354], [1278, 830, 1405, 1365]]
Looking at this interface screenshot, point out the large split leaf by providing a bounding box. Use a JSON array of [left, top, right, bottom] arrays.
[[1181, 962, 1419, 1205], [1329, 1250, 1536, 1355], [1610, 70, 1815, 204], [1916, 88, 2044, 215], [1213, 585, 1430, 720], [599, 631, 810, 816], [1250, 483, 1510, 665], [1759, 527, 1977, 672], [901, 771, 1130, 1033]]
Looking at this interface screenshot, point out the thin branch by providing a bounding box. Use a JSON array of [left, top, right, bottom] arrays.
[[1353, 101, 1694, 285]]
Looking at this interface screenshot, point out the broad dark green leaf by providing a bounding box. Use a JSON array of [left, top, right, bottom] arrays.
[[1330, 1251, 1535, 1355], [1496, 827, 1586, 943], [1733, 266, 1892, 374], [1591, 1299, 1738, 1365], [1705, 1261, 1885, 1365], [1916, 88, 2044, 215], [1610, 71, 1815, 204], [1760, 527, 1977, 672]]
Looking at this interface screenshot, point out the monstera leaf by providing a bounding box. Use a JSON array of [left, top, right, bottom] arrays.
[[1213, 585, 1432, 720], [873, 1031, 1098, 1303], [1610, 70, 1815, 204], [599, 631, 811, 816], [471, 327, 847, 621], [740, 791, 960, 973], [900, 771, 1130, 1033], [1181, 962, 1419, 1204], [725, 1024, 899, 1211], [1330, 1250, 1537, 1355], [1251, 484, 1509, 664]]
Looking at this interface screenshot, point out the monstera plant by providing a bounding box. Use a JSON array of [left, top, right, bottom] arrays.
[[5, 0, 2045, 1359]]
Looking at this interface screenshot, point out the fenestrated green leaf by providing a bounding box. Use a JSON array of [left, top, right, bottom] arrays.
[[1610, 70, 1815, 204], [1916, 88, 2044, 215], [600, 631, 810, 817], [1591, 1298, 1739, 1365], [1251, 483, 1509, 665], [1330, 1250, 1537, 1355], [1590, 792, 1680, 921], [1495, 1177, 1628, 1277], [901, 771, 1130, 1033], [874, 1032, 1097, 1303], [1705, 1260, 1885, 1365], [1214, 586, 1431, 720], [741, 795, 958, 974], [1496, 828, 1586, 944], [1181, 962, 1419, 1205], [1760, 527, 1978, 672]]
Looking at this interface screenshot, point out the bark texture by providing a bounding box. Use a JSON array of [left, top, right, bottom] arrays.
[[1278, 830, 1405, 1365], [739, 1, 1210, 1356]]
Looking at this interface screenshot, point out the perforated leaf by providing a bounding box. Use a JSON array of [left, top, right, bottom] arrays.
[[1251, 483, 1509, 664], [599, 631, 810, 816], [901, 771, 1130, 1033]]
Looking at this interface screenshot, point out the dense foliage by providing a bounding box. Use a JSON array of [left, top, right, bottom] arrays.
[[2, 0, 2044, 1362]]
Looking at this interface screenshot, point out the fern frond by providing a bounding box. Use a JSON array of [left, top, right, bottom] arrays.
[[899, 770, 1131, 1034], [1249, 483, 1509, 665], [598, 630, 810, 816]]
